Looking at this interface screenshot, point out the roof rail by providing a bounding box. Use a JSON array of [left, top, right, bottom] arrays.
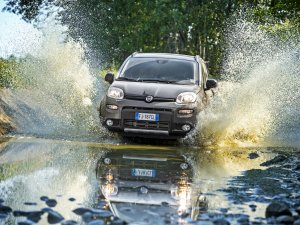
[[132, 52, 139, 57]]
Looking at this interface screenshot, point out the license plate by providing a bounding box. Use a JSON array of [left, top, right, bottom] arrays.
[[135, 112, 159, 121], [131, 168, 156, 177]]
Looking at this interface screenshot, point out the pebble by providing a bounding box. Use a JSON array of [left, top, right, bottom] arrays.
[[73, 207, 92, 216], [294, 219, 300, 225], [68, 198, 76, 202], [40, 196, 49, 201], [91, 209, 112, 217], [46, 199, 57, 208], [24, 202, 37, 206], [296, 207, 300, 215], [0, 205, 12, 213], [276, 215, 294, 224], [61, 220, 78, 225], [17, 220, 35, 225], [265, 202, 292, 218], [260, 155, 287, 167], [47, 210, 64, 224], [248, 153, 259, 159], [0, 212, 8, 219], [82, 212, 93, 223], [87, 220, 104, 225], [213, 218, 230, 225], [0, 199, 4, 204]]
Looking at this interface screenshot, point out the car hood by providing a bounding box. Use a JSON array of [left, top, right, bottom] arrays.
[[111, 81, 199, 99]]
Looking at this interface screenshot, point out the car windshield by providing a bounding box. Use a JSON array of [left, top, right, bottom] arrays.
[[118, 57, 197, 84]]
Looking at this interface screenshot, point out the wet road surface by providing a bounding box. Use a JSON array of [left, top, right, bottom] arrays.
[[0, 136, 299, 225]]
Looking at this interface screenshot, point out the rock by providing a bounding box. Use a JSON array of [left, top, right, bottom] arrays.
[[40, 196, 49, 201], [46, 199, 57, 207], [87, 220, 104, 225], [72, 207, 92, 216], [24, 202, 37, 206], [61, 220, 78, 225], [91, 209, 112, 217], [27, 211, 44, 223], [0, 199, 4, 204], [294, 219, 300, 225], [68, 198, 76, 202], [260, 155, 287, 167], [42, 208, 53, 213], [296, 207, 300, 215], [276, 215, 294, 224], [82, 212, 93, 223], [248, 153, 259, 159], [47, 210, 64, 224], [0, 212, 9, 219], [213, 218, 230, 225], [0, 205, 12, 213], [265, 202, 292, 218], [249, 204, 257, 212], [161, 202, 169, 206], [17, 220, 35, 225]]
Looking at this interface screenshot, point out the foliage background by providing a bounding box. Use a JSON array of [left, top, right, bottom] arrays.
[[1, 0, 300, 82]]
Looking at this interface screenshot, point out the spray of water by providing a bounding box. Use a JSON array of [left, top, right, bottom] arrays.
[[194, 20, 300, 147], [1, 16, 107, 139]]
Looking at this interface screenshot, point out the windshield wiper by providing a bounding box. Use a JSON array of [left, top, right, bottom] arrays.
[[115, 77, 138, 82], [137, 79, 177, 83]]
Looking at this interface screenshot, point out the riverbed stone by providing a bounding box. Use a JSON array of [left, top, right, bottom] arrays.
[[40, 196, 49, 201], [248, 153, 259, 159], [213, 218, 230, 225], [72, 207, 92, 216], [276, 215, 294, 224], [46, 199, 57, 208], [87, 220, 104, 225], [47, 210, 64, 224], [261, 155, 287, 167], [82, 212, 93, 223], [17, 220, 35, 225], [266, 202, 292, 218], [61, 220, 78, 225], [294, 219, 300, 225], [0, 205, 12, 213]]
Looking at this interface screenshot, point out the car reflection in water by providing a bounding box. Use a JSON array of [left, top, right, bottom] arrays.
[[96, 148, 207, 224]]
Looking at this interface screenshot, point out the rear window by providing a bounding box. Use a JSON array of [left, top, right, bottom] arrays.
[[119, 57, 197, 83]]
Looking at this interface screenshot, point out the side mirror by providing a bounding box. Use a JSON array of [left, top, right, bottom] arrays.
[[105, 72, 114, 84], [205, 79, 217, 90]]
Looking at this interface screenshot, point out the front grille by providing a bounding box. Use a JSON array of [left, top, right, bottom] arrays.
[[123, 106, 172, 112], [124, 119, 169, 130], [125, 95, 175, 102]]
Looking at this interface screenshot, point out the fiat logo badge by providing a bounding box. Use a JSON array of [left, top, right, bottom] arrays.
[[145, 96, 153, 103]]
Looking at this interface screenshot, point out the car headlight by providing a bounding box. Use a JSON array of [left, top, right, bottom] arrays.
[[107, 87, 124, 99], [176, 92, 197, 104]]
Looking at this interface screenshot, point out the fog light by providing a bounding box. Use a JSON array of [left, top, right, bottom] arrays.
[[180, 163, 189, 170], [106, 104, 118, 110], [104, 158, 111, 165], [181, 124, 191, 132], [106, 119, 114, 126], [179, 109, 194, 114]]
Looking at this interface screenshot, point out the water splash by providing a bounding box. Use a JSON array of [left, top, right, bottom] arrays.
[[194, 20, 300, 147], [0, 17, 106, 139]]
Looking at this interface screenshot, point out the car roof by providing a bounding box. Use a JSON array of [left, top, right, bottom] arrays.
[[132, 52, 197, 61]]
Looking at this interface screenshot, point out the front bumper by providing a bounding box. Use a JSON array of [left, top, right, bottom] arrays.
[[100, 97, 199, 138]]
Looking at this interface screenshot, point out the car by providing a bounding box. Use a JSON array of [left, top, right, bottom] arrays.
[[99, 52, 217, 139]]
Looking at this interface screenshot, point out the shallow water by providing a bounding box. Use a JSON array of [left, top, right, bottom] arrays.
[[0, 137, 299, 225]]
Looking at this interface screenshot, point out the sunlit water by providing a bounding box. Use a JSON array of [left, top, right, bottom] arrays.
[[0, 137, 299, 225]]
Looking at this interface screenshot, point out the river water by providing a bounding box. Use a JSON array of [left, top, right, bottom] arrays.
[[0, 136, 299, 225]]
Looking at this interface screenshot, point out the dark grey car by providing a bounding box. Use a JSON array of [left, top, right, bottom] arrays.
[[99, 52, 217, 139]]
